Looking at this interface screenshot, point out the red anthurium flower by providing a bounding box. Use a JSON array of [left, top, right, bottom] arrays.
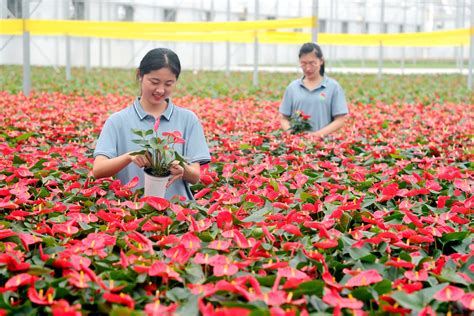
[[188, 283, 218, 297], [280, 224, 302, 236], [189, 217, 213, 233], [180, 232, 202, 251], [0, 229, 16, 239], [460, 293, 474, 311], [194, 252, 212, 265], [277, 267, 309, 280], [144, 300, 178, 316], [141, 196, 170, 211], [216, 211, 234, 231], [163, 244, 193, 265], [454, 178, 473, 193], [433, 285, 465, 302], [28, 286, 55, 305], [313, 239, 339, 249], [5, 273, 38, 289], [153, 118, 160, 132], [345, 269, 383, 287], [103, 292, 135, 309], [404, 270, 428, 282], [208, 239, 232, 251], [51, 299, 81, 316], [149, 261, 183, 282], [126, 231, 154, 255], [66, 270, 92, 289], [213, 261, 239, 277], [162, 131, 185, 144], [69, 255, 92, 270], [385, 258, 415, 269], [121, 200, 146, 210], [222, 229, 251, 248], [418, 305, 436, 316], [322, 288, 363, 309], [194, 187, 212, 200], [0, 253, 30, 271], [67, 212, 98, 224]]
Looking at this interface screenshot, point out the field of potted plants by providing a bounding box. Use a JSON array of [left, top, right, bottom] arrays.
[[0, 67, 472, 315]]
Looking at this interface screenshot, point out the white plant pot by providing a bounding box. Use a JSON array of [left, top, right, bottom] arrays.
[[144, 170, 170, 198]]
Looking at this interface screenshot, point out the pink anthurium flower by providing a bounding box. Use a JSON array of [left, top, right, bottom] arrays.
[[27, 286, 56, 305], [345, 269, 383, 287], [51, 299, 82, 316], [103, 292, 135, 309], [433, 285, 465, 302], [144, 300, 178, 316]]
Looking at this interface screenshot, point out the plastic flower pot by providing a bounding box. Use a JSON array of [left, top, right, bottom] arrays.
[[144, 169, 170, 198]]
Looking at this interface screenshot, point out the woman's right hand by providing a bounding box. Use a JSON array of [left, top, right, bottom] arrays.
[[129, 152, 152, 168]]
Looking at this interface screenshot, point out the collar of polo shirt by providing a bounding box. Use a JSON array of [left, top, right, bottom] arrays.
[[133, 97, 175, 121]]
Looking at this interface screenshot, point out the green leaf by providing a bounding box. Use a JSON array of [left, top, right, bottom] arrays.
[[391, 291, 425, 310], [130, 150, 148, 156], [110, 306, 143, 316], [131, 128, 146, 137], [293, 280, 324, 297], [239, 143, 252, 150], [184, 264, 205, 284], [438, 270, 469, 286], [351, 287, 373, 301], [12, 155, 26, 165], [176, 295, 199, 316], [255, 275, 276, 287], [78, 221, 93, 230], [28, 266, 54, 276], [14, 131, 35, 142], [166, 287, 192, 302], [373, 279, 392, 295], [441, 231, 469, 243], [242, 206, 271, 223]]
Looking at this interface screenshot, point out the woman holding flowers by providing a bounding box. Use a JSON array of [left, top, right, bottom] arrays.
[[93, 48, 211, 200], [279, 42, 349, 137]]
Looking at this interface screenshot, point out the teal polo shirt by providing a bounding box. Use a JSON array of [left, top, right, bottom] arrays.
[[94, 97, 211, 200], [279, 76, 348, 132]]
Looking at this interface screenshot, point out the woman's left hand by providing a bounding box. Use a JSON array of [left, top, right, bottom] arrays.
[[167, 160, 184, 188]]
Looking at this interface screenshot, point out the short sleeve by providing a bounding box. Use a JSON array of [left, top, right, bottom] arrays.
[[331, 83, 349, 117], [185, 120, 211, 165], [94, 118, 118, 159], [279, 86, 293, 117]]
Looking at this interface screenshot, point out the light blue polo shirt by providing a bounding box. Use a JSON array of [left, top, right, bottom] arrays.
[[94, 97, 211, 200], [279, 76, 348, 132]]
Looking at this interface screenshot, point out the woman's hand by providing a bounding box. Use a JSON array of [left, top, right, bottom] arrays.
[[130, 152, 152, 169], [167, 160, 185, 187]]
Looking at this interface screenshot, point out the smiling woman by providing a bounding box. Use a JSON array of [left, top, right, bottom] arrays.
[[92, 48, 211, 200]]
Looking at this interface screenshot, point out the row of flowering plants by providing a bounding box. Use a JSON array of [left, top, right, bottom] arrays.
[[0, 90, 473, 315]]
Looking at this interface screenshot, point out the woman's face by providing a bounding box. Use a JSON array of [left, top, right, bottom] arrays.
[[299, 52, 323, 80], [139, 67, 177, 109]]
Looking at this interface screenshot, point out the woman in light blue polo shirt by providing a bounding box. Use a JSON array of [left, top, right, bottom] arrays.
[[93, 48, 211, 200], [279, 42, 349, 136]]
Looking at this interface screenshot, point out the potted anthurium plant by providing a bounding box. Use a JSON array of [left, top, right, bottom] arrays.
[[290, 110, 312, 134], [131, 120, 186, 197]]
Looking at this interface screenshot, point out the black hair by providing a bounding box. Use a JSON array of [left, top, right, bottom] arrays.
[[137, 48, 181, 80], [299, 42, 325, 76]]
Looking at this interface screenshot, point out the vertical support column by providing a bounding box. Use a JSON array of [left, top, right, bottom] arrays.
[[64, 0, 71, 80], [401, 2, 407, 75], [225, 0, 231, 76], [377, 0, 385, 79], [311, 0, 318, 43], [99, 0, 103, 68], [252, 0, 259, 87], [85, 0, 91, 71], [22, 0, 31, 96], [468, 0, 473, 90], [209, 0, 214, 71]]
